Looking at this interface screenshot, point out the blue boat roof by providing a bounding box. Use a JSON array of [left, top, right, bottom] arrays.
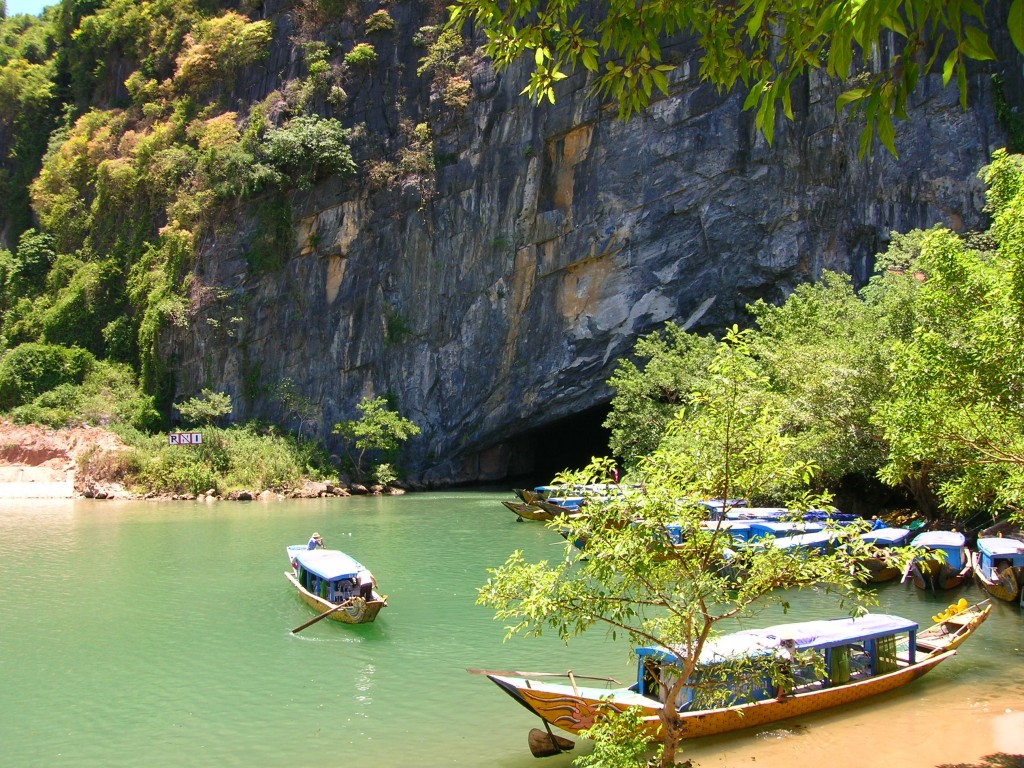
[[860, 527, 911, 546], [977, 536, 1024, 556], [912, 530, 965, 548], [638, 614, 918, 665], [767, 531, 835, 549], [291, 547, 368, 580], [749, 521, 825, 534]]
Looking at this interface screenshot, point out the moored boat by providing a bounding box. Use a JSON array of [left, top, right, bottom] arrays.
[[472, 603, 990, 744], [285, 545, 387, 624], [972, 536, 1024, 604], [906, 530, 972, 591], [857, 527, 912, 583]]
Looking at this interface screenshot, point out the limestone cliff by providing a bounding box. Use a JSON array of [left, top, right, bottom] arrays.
[[172, 2, 1010, 485]]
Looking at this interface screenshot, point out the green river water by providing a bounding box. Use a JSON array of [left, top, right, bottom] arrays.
[[1, 491, 1022, 768]]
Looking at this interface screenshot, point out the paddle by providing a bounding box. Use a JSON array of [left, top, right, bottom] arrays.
[[291, 599, 353, 634]]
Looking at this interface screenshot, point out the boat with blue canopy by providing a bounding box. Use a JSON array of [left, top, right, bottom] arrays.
[[285, 545, 387, 624], [905, 530, 972, 591], [472, 603, 991, 750], [972, 535, 1024, 604], [856, 527, 912, 583]]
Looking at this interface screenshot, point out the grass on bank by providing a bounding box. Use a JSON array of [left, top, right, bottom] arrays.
[[79, 423, 336, 496]]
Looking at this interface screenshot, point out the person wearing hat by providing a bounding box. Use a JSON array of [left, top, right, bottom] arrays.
[[307, 532, 325, 550]]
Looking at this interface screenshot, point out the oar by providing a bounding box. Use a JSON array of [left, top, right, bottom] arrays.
[[291, 600, 353, 634]]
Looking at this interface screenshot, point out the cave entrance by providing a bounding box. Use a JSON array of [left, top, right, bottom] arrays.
[[506, 403, 613, 485]]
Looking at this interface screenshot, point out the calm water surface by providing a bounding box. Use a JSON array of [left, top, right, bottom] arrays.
[[1, 491, 1022, 768]]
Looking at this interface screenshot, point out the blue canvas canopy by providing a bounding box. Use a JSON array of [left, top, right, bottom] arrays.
[[767, 530, 835, 553], [860, 527, 911, 546], [293, 549, 368, 581], [748, 521, 824, 539], [976, 536, 1024, 567], [637, 614, 918, 667]]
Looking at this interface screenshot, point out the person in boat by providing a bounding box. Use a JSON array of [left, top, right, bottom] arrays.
[[307, 532, 325, 549]]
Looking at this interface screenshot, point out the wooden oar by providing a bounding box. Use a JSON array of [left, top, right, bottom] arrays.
[[466, 668, 622, 684], [291, 599, 354, 634]]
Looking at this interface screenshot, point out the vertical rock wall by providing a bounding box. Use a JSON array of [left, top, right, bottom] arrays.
[[173, 8, 1008, 485]]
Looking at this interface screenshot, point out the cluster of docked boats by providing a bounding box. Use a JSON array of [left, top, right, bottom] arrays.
[[482, 486, 1022, 756]]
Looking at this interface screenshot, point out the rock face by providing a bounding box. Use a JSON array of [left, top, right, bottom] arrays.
[[171, 6, 1010, 485]]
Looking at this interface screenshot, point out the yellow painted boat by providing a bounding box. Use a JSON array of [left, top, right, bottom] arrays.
[[473, 603, 990, 743], [285, 545, 387, 624], [972, 537, 1024, 604]]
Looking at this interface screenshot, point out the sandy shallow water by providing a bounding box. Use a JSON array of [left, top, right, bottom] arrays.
[[682, 687, 1023, 768]]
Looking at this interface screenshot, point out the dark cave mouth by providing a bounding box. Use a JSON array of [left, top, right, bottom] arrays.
[[503, 403, 613, 485]]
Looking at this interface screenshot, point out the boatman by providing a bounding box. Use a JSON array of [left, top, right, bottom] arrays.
[[308, 532, 324, 550]]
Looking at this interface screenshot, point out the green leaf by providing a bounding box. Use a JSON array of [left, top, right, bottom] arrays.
[[962, 27, 997, 60], [742, 79, 767, 112], [836, 88, 866, 110], [877, 112, 897, 158], [1011, 0, 1024, 54], [942, 48, 958, 86]]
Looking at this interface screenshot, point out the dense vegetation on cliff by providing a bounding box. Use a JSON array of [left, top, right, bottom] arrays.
[[1, 1, 1023, 519]]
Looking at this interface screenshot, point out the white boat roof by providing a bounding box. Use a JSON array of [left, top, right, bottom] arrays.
[[860, 527, 910, 545], [977, 536, 1024, 556], [912, 530, 965, 547], [292, 548, 368, 580]]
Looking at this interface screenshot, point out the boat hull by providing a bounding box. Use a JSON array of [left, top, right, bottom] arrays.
[[972, 550, 1024, 603], [502, 500, 555, 521], [488, 652, 952, 741], [284, 571, 386, 624], [911, 554, 972, 591]]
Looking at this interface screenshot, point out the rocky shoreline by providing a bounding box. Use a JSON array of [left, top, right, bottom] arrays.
[[0, 421, 404, 501]]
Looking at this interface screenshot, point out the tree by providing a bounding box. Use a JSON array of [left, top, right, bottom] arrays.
[[332, 396, 420, 484], [479, 329, 888, 767], [275, 377, 320, 441], [174, 388, 232, 427], [448, 0, 1012, 155], [873, 150, 1024, 522], [603, 323, 717, 470]]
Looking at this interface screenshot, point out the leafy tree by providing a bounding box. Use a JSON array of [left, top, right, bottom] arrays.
[[332, 396, 420, 484], [275, 377, 320, 440], [603, 323, 717, 469], [257, 114, 356, 191], [0, 341, 96, 409], [746, 273, 895, 491], [174, 387, 232, 427], [448, 0, 1011, 154], [479, 330, 886, 767], [874, 150, 1024, 522]]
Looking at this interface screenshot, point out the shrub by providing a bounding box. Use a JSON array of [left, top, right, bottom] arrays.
[[344, 42, 377, 67], [258, 114, 355, 190], [364, 10, 394, 34], [0, 342, 96, 410]]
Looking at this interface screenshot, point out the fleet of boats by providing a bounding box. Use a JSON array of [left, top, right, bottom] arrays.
[[278, 483, 1019, 760]]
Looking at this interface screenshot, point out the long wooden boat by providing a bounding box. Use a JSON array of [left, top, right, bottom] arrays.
[[972, 536, 1024, 604], [906, 530, 972, 591], [857, 527, 912, 583], [285, 545, 387, 624], [502, 500, 554, 521], [472, 603, 990, 743]]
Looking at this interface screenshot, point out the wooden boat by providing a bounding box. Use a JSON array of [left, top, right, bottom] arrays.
[[857, 527, 912, 583], [972, 536, 1024, 604], [502, 500, 554, 521], [906, 530, 972, 591], [285, 545, 387, 624], [472, 604, 990, 743]]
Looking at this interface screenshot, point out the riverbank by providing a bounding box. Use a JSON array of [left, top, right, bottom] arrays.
[[0, 421, 401, 500]]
